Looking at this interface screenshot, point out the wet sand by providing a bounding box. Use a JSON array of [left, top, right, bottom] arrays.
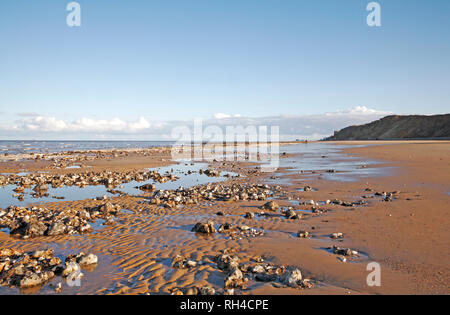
[[0, 141, 449, 295]]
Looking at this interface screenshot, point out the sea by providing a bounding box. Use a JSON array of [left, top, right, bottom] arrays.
[[0, 140, 175, 155]]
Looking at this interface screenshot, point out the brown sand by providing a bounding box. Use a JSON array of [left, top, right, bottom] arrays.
[[0, 141, 448, 295]]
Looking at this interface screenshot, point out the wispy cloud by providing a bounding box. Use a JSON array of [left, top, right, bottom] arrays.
[[0, 107, 392, 140]]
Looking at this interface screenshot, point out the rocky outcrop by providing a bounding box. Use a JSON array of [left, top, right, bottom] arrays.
[[325, 114, 450, 140]]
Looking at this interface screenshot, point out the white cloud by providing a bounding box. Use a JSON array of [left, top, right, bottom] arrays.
[[1, 107, 392, 140], [212, 113, 242, 119], [15, 116, 67, 132], [12, 116, 152, 133], [326, 106, 392, 116]]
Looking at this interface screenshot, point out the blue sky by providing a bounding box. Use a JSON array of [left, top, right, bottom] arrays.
[[0, 0, 449, 139]]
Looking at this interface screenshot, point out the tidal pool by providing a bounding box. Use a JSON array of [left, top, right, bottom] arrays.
[[0, 163, 236, 208]]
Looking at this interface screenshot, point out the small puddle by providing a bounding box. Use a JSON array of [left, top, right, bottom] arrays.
[[298, 187, 318, 192], [63, 165, 83, 169]]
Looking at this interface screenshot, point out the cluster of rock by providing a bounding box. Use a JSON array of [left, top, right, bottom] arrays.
[[0, 248, 97, 291], [330, 232, 344, 239], [215, 251, 314, 293], [169, 250, 314, 295], [330, 199, 366, 207], [170, 285, 216, 295], [302, 185, 314, 192], [362, 189, 401, 202], [192, 221, 216, 234], [0, 169, 178, 200], [331, 245, 359, 256], [375, 190, 400, 202], [171, 255, 199, 269], [1, 147, 171, 167], [192, 221, 264, 240], [0, 202, 122, 238], [260, 201, 279, 211], [200, 169, 221, 177], [297, 230, 310, 238], [148, 183, 279, 208], [281, 207, 302, 220]]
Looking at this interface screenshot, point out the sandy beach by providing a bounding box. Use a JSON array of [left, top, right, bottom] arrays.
[[0, 141, 449, 295]]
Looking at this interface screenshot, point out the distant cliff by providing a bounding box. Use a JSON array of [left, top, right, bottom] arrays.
[[324, 114, 450, 140]]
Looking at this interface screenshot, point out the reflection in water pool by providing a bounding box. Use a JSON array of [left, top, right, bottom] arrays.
[[0, 163, 236, 208], [274, 143, 391, 182]]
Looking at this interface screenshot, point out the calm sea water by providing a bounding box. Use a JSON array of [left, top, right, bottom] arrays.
[[0, 140, 175, 155]]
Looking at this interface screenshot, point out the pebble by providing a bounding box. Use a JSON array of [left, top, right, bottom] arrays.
[[0, 202, 121, 238], [0, 248, 97, 290], [192, 221, 216, 234], [330, 232, 344, 239]]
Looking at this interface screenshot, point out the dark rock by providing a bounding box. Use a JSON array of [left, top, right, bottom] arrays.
[[192, 221, 216, 234]]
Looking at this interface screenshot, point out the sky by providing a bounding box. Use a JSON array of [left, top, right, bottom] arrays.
[[0, 0, 449, 140]]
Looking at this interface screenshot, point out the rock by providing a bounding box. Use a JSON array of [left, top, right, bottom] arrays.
[[254, 272, 278, 282], [55, 282, 62, 293], [0, 248, 95, 290], [31, 249, 54, 259], [280, 267, 303, 288], [66, 270, 84, 283], [20, 273, 45, 288], [218, 222, 234, 233], [62, 262, 80, 277], [139, 183, 156, 191], [0, 248, 21, 257], [261, 201, 279, 211], [185, 287, 199, 295], [244, 212, 254, 219], [215, 254, 240, 271], [77, 253, 98, 266], [199, 285, 215, 295], [192, 221, 216, 234], [224, 288, 235, 295], [204, 169, 220, 177], [47, 221, 66, 236], [252, 265, 265, 274], [33, 184, 47, 192], [224, 267, 246, 289], [239, 225, 250, 231], [251, 256, 264, 263], [303, 186, 313, 192], [10, 219, 48, 238], [297, 230, 309, 238], [172, 255, 186, 268], [13, 186, 24, 193], [284, 209, 300, 220], [186, 260, 197, 268], [330, 232, 343, 239], [332, 245, 358, 256]]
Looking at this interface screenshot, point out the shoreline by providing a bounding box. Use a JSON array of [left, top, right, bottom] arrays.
[[0, 141, 448, 295]]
